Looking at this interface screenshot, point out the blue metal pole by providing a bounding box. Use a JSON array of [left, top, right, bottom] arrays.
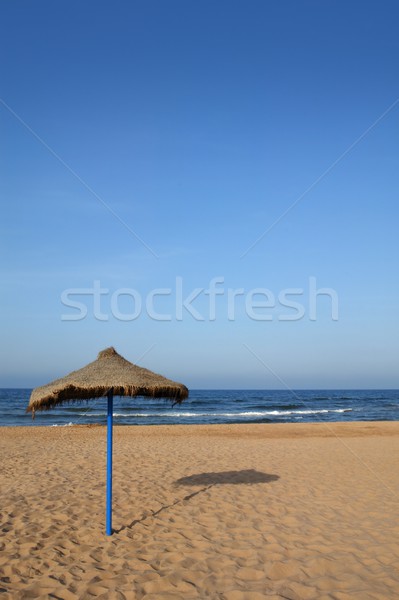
[[106, 389, 113, 535]]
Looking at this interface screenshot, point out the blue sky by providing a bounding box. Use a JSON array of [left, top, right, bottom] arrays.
[[1, 0, 398, 388]]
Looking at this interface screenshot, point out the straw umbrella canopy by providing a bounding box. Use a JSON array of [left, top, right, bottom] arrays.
[[27, 346, 188, 414], [27, 347, 188, 535]]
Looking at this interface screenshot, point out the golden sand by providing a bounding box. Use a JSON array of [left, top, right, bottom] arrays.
[[1, 422, 398, 599]]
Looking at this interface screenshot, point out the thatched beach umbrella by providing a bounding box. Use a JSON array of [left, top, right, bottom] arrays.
[[27, 347, 188, 535]]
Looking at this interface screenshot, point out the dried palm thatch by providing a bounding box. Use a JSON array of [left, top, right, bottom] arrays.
[[27, 347, 188, 413]]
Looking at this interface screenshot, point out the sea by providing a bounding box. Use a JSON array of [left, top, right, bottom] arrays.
[[1, 389, 398, 427]]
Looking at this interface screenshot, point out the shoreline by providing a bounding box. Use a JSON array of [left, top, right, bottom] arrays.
[[2, 419, 399, 436]]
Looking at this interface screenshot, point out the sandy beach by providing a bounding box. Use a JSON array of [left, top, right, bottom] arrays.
[[1, 422, 398, 599]]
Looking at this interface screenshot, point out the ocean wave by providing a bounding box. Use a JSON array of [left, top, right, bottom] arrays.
[[77, 408, 353, 418]]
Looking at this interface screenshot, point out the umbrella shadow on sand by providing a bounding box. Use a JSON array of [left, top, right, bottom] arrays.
[[115, 469, 279, 534], [175, 469, 279, 487], [174, 469, 279, 502]]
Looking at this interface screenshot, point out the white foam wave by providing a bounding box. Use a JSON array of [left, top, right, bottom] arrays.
[[79, 408, 352, 418]]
